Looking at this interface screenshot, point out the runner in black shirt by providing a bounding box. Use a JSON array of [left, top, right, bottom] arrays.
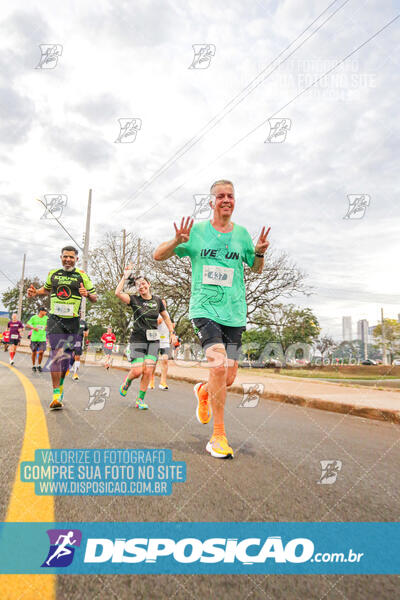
[[115, 264, 176, 409]]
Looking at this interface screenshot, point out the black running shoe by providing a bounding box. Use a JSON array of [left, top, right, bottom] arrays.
[[32, 366, 37, 373]]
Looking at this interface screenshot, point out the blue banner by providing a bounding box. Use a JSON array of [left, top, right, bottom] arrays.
[[0, 522, 398, 574]]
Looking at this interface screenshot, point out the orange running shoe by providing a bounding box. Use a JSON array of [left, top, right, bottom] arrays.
[[194, 382, 212, 424], [206, 435, 234, 459]]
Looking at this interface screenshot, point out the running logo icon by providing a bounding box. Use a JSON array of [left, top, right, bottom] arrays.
[[343, 194, 370, 219], [115, 118, 142, 143], [35, 44, 63, 69], [239, 383, 264, 408], [41, 529, 82, 567], [317, 460, 342, 485], [192, 194, 213, 220], [265, 118, 291, 143], [86, 386, 110, 411], [189, 44, 216, 69], [41, 194, 68, 219]]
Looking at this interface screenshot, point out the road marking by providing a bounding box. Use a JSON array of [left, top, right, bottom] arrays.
[[0, 363, 55, 600]]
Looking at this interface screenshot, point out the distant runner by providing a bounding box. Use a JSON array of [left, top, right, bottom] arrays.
[[149, 299, 172, 391], [26, 306, 48, 372], [101, 327, 116, 370], [70, 317, 89, 381], [7, 313, 24, 365], [27, 245, 97, 409], [115, 266, 177, 409], [1, 329, 10, 352], [154, 179, 270, 458]]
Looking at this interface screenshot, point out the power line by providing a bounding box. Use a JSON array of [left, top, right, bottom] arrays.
[[134, 12, 400, 221], [0, 269, 16, 286], [116, 0, 351, 213]]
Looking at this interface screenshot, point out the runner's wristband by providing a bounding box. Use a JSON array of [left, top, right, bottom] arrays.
[[255, 252, 265, 258]]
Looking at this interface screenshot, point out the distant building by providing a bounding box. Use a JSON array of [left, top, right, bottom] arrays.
[[357, 319, 369, 342], [357, 319, 369, 359], [342, 316, 352, 341]]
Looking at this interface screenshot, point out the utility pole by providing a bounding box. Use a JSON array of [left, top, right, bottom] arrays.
[[381, 308, 387, 365], [136, 237, 141, 275], [122, 229, 126, 274], [80, 189, 92, 319], [17, 253, 26, 321]]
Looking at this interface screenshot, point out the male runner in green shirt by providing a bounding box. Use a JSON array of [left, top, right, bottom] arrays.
[[26, 306, 48, 372], [154, 180, 270, 459], [27, 245, 97, 409]]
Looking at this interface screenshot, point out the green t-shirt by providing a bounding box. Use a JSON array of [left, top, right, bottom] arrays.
[[44, 268, 95, 319], [174, 221, 255, 327], [27, 315, 48, 342]]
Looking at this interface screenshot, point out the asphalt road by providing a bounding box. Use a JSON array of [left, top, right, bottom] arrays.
[[0, 352, 399, 599]]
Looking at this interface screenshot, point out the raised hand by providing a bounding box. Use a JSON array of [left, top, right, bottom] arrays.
[[174, 217, 193, 245], [124, 262, 134, 279], [79, 282, 88, 297], [27, 284, 37, 298], [255, 226, 271, 255]]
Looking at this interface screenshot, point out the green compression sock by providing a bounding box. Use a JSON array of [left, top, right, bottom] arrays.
[[138, 390, 146, 400]]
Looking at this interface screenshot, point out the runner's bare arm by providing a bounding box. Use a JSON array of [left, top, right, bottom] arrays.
[[27, 284, 49, 297], [160, 310, 177, 345], [252, 226, 271, 274], [153, 217, 193, 260], [78, 283, 97, 303], [115, 264, 133, 305]]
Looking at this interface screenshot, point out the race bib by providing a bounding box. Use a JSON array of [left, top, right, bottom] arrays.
[[37, 325, 45, 330], [75, 341, 82, 348], [106, 342, 113, 349], [53, 303, 74, 317], [146, 329, 160, 341], [10, 334, 18, 339], [202, 265, 234, 287]]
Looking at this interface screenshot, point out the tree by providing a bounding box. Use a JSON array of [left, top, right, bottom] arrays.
[[315, 335, 336, 358], [372, 319, 400, 360], [252, 304, 320, 355], [87, 232, 309, 342], [1, 277, 49, 322]]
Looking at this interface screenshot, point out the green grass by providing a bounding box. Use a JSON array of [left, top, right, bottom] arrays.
[[238, 368, 399, 381]]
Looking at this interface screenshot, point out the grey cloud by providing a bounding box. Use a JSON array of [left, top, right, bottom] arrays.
[[73, 94, 125, 124], [0, 87, 35, 143], [46, 125, 113, 169]]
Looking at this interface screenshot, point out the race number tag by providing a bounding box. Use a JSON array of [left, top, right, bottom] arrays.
[[202, 265, 234, 287], [146, 329, 160, 341], [10, 334, 18, 339], [53, 303, 74, 317], [106, 343, 113, 349], [37, 325, 45, 330]]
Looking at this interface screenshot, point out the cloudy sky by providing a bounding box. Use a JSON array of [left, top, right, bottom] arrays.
[[0, 0, 399, 338]]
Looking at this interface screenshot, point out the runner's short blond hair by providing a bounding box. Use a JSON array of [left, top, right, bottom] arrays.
[[210, 180, 234, 194]]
